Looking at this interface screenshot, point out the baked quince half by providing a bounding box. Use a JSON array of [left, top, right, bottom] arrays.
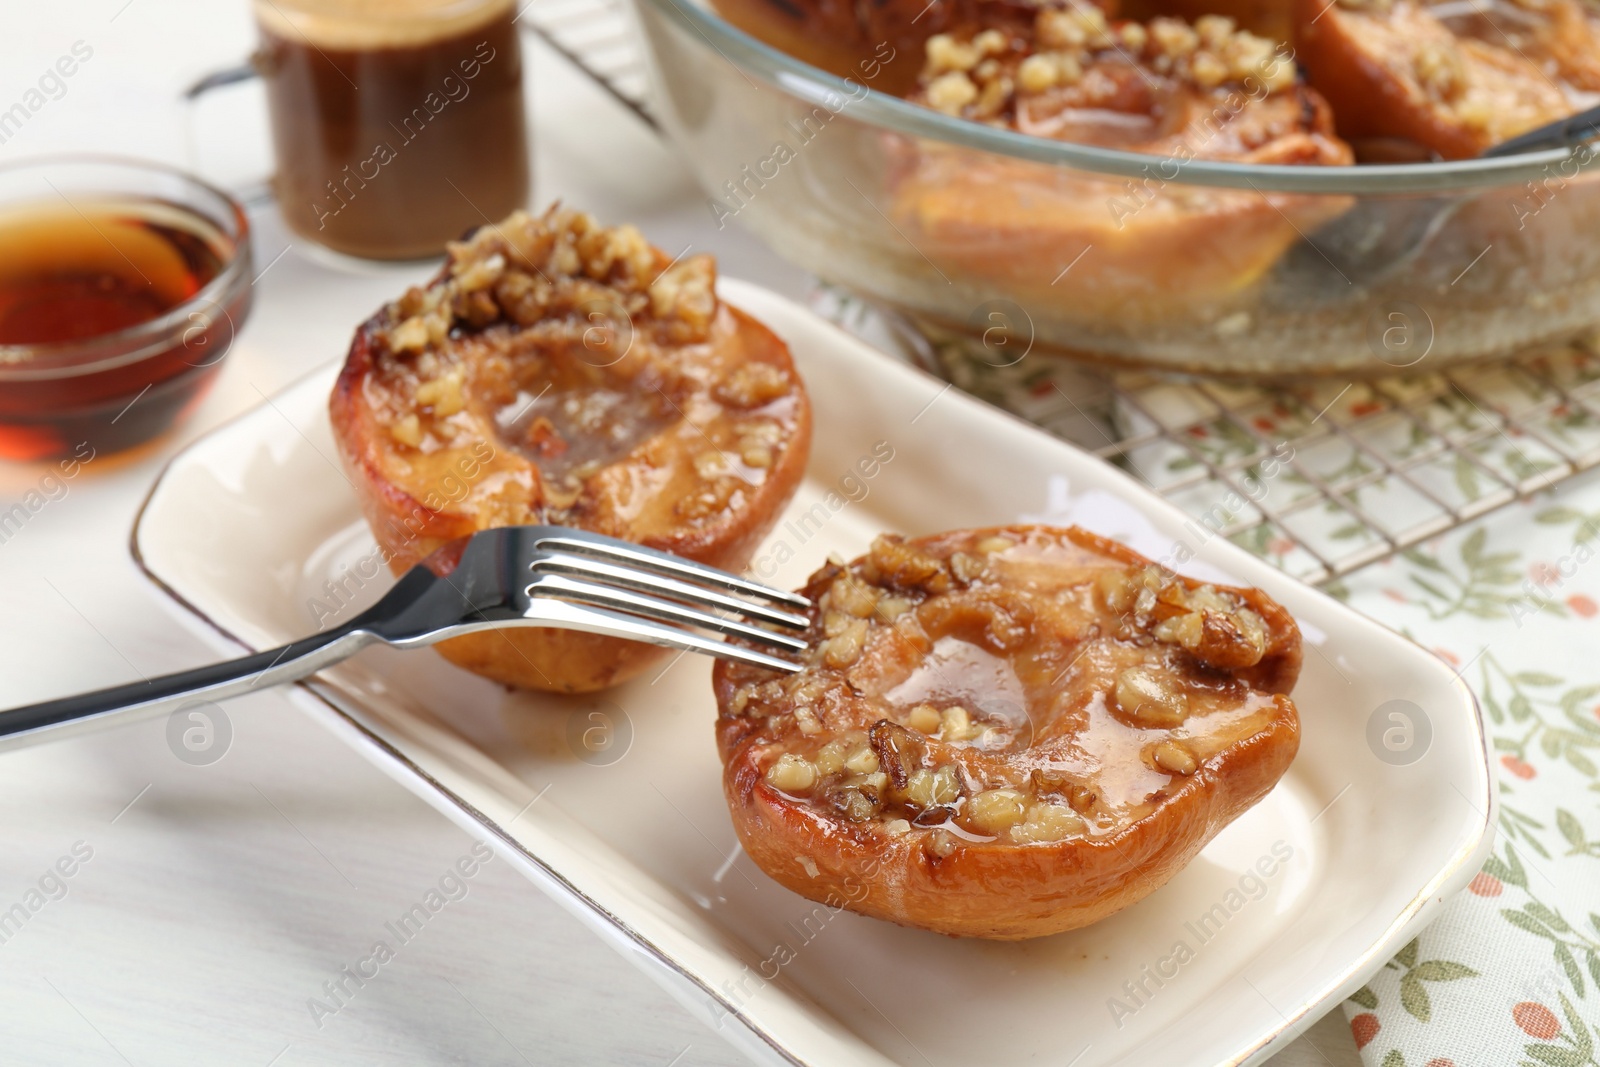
[[890, 5, 1352, 320], [329, 207, 812, 693], [1293, 0, 1587, 158], [713, 526, 1301, 939]]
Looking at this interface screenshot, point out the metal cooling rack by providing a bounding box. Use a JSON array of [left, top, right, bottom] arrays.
[[518, 12, 1600, 586], [1013, 350, 1600, 586], [521, 0, 657, 128]]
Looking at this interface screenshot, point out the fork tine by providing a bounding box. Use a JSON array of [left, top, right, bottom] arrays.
[[525, 598, 805, 674], [532, 550, 811, 631], [532, 529, 812, 611], [527, 573, 808, 653]]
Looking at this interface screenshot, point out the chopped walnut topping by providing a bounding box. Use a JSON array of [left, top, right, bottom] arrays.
[[949, 551, 988, 583], [453, 251, 506, 293], [736, 418, 782, 464], [1017, 51, 1082, 92], [794, 706, 822, 735], [916, 6, 1297, 123], [713, 361, 792, 409], [974, 28, 1012, 55], [1414, 40, 1466, 100], [677, 480, 737, 522], [877, 596, 915, 621], [927, 828, 957, 857], [820, 616, 870, 667], [390, 413, 423, 447], [1150, 738, 1199, 776], [968, 788, 1028, 834], [814, 738, 847, 775], [1151, 611, 1204, 649], [1114, 666, 1189, 727], [845, 744, 880, 774], [648, 255, 716, 334], [1097, 565, 1269, 669], [1030, 769, 1096, 813], [839, 789, 879, 821], [926, 71, 980, 114], [388, 314, 437, 353], [972, 73, 1015, 118], [907, 703, 941, 733], [926, 33, 982, 74], [829, 572, 882, 618], [904, 765, 961, 808], [939, 705, 985, 742], [413, 367, 465, 417], [1454, 95, 1496, 131], [767, 753, 818, 792], [1148, 16, 1198, 58], [1010, 801, 1085, 843], [1190, 50, 1229, 89], [693, 452, 725, 480], [381, 207, 716, 357], [861, 534, 952, 594], [1037, 3, 1113, 49]]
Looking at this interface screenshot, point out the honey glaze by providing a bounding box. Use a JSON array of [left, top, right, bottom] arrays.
[[1067, 687, 1281, 820], [496, 384, 675, 481], [883, 635, 1033, 743]]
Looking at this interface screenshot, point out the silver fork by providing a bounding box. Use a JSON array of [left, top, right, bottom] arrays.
[[0, 525, 811, 750]]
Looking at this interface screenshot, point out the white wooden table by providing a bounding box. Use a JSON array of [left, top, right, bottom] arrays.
[[0, 3, 1361, 1063]]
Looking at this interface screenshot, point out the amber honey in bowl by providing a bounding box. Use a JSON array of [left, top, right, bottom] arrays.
[[0, 159, 252, 462], [0, 204, 222, 346]]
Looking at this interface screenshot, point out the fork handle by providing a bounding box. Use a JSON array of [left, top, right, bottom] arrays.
[[0, 627, 375, 752]]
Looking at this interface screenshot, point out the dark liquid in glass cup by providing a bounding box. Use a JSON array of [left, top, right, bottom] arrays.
[[0, 159, 252, 462], [256, 0, 530, 260]]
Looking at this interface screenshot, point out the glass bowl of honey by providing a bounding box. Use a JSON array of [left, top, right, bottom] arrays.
[[0, 156, 253, 460]]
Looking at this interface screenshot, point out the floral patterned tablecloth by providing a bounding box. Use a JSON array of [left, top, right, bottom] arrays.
[[1332, 500, 1600, 1067], [812, 289, 1600, 1067]]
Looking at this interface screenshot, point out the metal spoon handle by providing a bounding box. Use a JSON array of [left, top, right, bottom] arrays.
[[1485, 102, 1600, 158]]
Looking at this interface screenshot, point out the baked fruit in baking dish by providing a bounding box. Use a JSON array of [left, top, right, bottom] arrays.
[[329, 207, 812, 693], [889, 6, 1353, 319], [1293, 0, 1591, 159], [706, 0, 1114, 96], [712, 525, 1301, 939]]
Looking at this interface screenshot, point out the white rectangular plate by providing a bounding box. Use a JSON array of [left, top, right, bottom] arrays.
[[132, 279, 1495, 1067]]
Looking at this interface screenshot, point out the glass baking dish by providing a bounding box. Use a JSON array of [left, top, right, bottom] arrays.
[[632, 0, 1600, 378]]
